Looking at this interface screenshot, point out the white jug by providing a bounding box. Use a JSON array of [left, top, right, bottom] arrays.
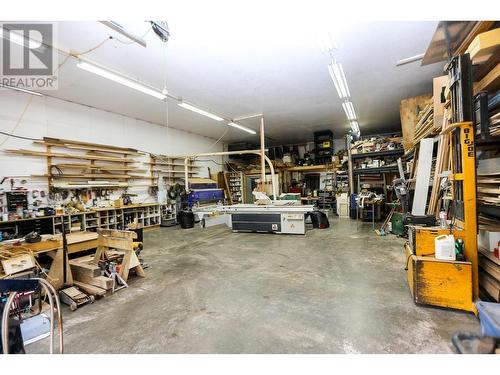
[[435, 234, 456, 260]]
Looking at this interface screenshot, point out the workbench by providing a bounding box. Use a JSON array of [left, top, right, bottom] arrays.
[[1, 232, 99, 290]]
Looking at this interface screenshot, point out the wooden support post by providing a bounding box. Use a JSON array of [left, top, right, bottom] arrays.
[[260, 117, 266, 193]]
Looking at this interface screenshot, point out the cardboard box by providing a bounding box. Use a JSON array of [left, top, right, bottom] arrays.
[[114, 198, 124, 208]]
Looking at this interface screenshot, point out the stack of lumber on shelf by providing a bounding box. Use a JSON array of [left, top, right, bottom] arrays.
[[479, 214, 500, 231], [478, 248, 500, 302], [4, 137, 150, 190], [477, 176, 500, 206], [489, 111, 500, 137], [147, 154, 200, 186], [477, 158, 500, 206], [467, 27, 500, 65]]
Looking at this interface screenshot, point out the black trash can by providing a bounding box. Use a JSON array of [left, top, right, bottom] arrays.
[[178, 210, 195, 229], [309, 211, 330, 229]]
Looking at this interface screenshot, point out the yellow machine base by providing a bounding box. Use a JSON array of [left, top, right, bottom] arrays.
[[408, 226, 465, 256], [405, 244, 475, 313]]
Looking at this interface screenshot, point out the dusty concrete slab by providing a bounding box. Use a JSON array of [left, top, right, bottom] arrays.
[[27, 217, 479, 353]]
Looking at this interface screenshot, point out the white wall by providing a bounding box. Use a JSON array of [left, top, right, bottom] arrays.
[[0, 90, 224, 210]]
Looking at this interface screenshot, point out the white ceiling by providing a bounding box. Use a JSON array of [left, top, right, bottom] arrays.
[[29, 16, 443, 144]]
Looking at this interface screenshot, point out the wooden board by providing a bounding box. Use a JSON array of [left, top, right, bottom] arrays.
[[69, 259, 101, 278], [427, 134, 449, 216], [477, 187, 500, 195], [47, 248, 73, 290], [400, 93, 432, 151], [55, 164, 145, 172], [479, 271, 500, 302], [43, 137, 139, 153], [412, 138, 434, 216], [73, 281, 107, 296], [1, 254, 36, 275], [467, 27, 500, 64], [5, 149, 136, 163], [34, 141, 141, 155], [433, 76, 448, 130], [476, 62, 500, 93]]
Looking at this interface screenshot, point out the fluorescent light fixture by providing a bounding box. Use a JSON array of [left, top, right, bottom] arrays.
[[77, 60, 166, 100], [178, 102, 224, 121], [0, 84, 42, 96], [342, 101, 357, 121], [0, 28, 40, 49], [228, 122, 256, 135], [350, 120, 360, 133], [328, 61, 350, 99]]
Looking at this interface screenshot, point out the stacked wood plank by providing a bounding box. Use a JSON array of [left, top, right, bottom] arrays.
[[147, 154, 200, 187], [489, 112, 500, 136], [399, 93, 432, 151], [478, 248, 500, 302], [4, 137, 151, 190], [69, 255, 113, 296], [412, 103, 437, 145], [476, 144, 500, 208]]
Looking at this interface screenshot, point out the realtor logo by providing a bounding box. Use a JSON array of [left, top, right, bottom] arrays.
[[1, 22, 58, 90]]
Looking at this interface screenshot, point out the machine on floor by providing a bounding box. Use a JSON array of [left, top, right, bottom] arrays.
[[194, 202, 316, 235]]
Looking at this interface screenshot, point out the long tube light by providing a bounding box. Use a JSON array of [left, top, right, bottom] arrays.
[[350, 120, 359, 133], [77, 60, 166, 100], [178, 102, 224, 121], [228, 122, 256, 135], [78, 59, 254, 135], [342, 101, 357, 121], [0, 84, 42, 96], [328, 61, 350, 99]]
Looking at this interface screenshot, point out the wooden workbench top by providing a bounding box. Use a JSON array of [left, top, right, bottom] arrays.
[[1, 232, 98, 254]]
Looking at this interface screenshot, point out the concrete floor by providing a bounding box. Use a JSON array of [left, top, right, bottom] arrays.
[[29, 217, 479, 353]]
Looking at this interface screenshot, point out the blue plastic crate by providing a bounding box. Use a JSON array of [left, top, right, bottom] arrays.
[[476, 301, 500, 338]]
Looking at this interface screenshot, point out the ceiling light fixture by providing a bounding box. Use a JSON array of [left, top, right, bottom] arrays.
[[342, 101, 357, 121], [228, 122, 256, 135], [328, 61, 350, 99], [77, 60, 166, 100], [178, 102, 224, 121], [350, 120, 360, 134], [0, 84, 43, 96]]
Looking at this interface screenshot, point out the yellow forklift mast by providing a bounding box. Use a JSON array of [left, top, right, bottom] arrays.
[[405, 54, 478, 314]]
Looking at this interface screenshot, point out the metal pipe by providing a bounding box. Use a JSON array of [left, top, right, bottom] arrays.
[[396, 53, 425, 66], [183, 150, 277, 199], [233, 113, 263, 121], [1, 279, 62, 354], [37, 279, 63, 354], [1, 292, 17, 354], [40, 283, 55, 354]]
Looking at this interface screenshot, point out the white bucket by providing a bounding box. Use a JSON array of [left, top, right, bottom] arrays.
[[435, 234, 456, 260]]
